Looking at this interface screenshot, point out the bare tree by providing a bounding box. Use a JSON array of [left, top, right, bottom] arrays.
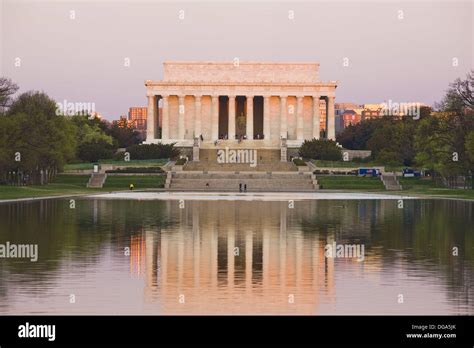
[[0, 77, 19, 110], [452, 70, 474, 109]]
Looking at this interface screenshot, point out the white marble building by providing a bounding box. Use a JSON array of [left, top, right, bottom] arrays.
[[145, 61, 337, 149]]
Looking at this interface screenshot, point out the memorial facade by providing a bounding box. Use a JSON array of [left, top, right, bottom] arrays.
[[144, 61, 337, 150]]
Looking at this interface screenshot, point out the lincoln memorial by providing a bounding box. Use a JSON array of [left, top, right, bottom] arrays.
[[144, 61, 337, 153]]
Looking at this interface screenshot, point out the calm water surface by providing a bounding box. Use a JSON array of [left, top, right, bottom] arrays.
[[0, 198, 473, 315]]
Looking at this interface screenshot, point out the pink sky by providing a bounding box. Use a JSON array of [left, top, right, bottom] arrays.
[[1, 0, 473, 120]]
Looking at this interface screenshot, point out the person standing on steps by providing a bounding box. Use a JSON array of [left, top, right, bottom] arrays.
[[239, 183, 242, 192], [244, 184, 247, 192]]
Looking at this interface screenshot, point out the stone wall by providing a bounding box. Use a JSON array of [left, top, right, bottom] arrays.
[[341, 149, 372, 160]]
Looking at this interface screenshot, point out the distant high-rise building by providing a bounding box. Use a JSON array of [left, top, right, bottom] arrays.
[[363, 103, 384, 111], [362, 109, 382, 120], [342, 110, 362, 127], [128, 107, 148, 130], [335, 102, 362, 116]]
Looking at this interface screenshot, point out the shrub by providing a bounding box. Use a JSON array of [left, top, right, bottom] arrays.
[[299, 139, 342, 161], [126, 143, 180, 160], [175, 158, 187, 165], [292, 158, 306, 166], [105, 167, 165, 174], [77, 140, 115, 162]]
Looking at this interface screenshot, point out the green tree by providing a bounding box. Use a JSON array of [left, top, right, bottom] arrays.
[[298, 139, 342, 161], [367, 118, 416, 166], [465, 131, 474, 163], [107, 121, 141, 148], [77, 140, 115, 162], [70, 115, 114, 146], [4, 92, 76, 184], [422, 71, 474, 181]]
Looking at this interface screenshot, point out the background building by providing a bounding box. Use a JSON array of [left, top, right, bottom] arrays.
[[128, 107, 148, 131], [145, 61, 337, 150], [342, 110, 362, 128]]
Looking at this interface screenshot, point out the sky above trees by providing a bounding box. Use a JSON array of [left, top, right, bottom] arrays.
[[1, 0, 472, 120]]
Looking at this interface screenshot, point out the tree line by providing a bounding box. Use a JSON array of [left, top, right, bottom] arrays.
[[0, 78, 148, 185], [336, 71, 474, 184], [1, 71, 472, 186]]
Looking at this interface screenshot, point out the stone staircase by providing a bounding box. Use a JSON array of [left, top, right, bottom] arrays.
[[186, 148, 296, 171], [381, 173, 402, 191], [167, 171, 319, 192], [87, 173, 107, 188]]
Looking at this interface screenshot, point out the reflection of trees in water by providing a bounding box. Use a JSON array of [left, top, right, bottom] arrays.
[[0, 268, 8, 307], [300, 199, 474, 312], [0, 199, 171, 280]]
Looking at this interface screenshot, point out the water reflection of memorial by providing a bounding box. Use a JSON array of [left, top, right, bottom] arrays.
[[138, 200, 339, 314]]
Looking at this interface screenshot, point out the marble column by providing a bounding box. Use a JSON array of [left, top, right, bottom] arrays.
[[178, 95, 185, 140], [280, 96, 288, 139], [312, 95, 320, 139], [211, 95, 219, 140], [296, 96, 304, 141], [246, 96, 254, 140], [146, 95, 156, 141], [228, 95, 236, 140], [194, 95, 202, 138], [162, 95, 169, 140], [263, 96, 270, 140], [327, 96, 335, 140]]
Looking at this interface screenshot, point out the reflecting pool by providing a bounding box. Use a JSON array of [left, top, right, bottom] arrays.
[[0, 198, 473, 314]]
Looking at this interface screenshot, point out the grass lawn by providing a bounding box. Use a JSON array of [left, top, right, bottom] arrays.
[[0, 174, 165, 201], [317, 176, 385, 190], [64, 159, 169, 171], [399, 177, 474, 199], [2, 174, 473, 201], [103, 175, 165, 190], [0, 175, 91, 200], [399, 177, 437, 190]]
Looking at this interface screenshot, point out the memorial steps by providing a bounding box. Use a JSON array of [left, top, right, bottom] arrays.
[[167, 147, 319, 191], [185, 147, 293, 172], [167, 171, 319, 192]]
